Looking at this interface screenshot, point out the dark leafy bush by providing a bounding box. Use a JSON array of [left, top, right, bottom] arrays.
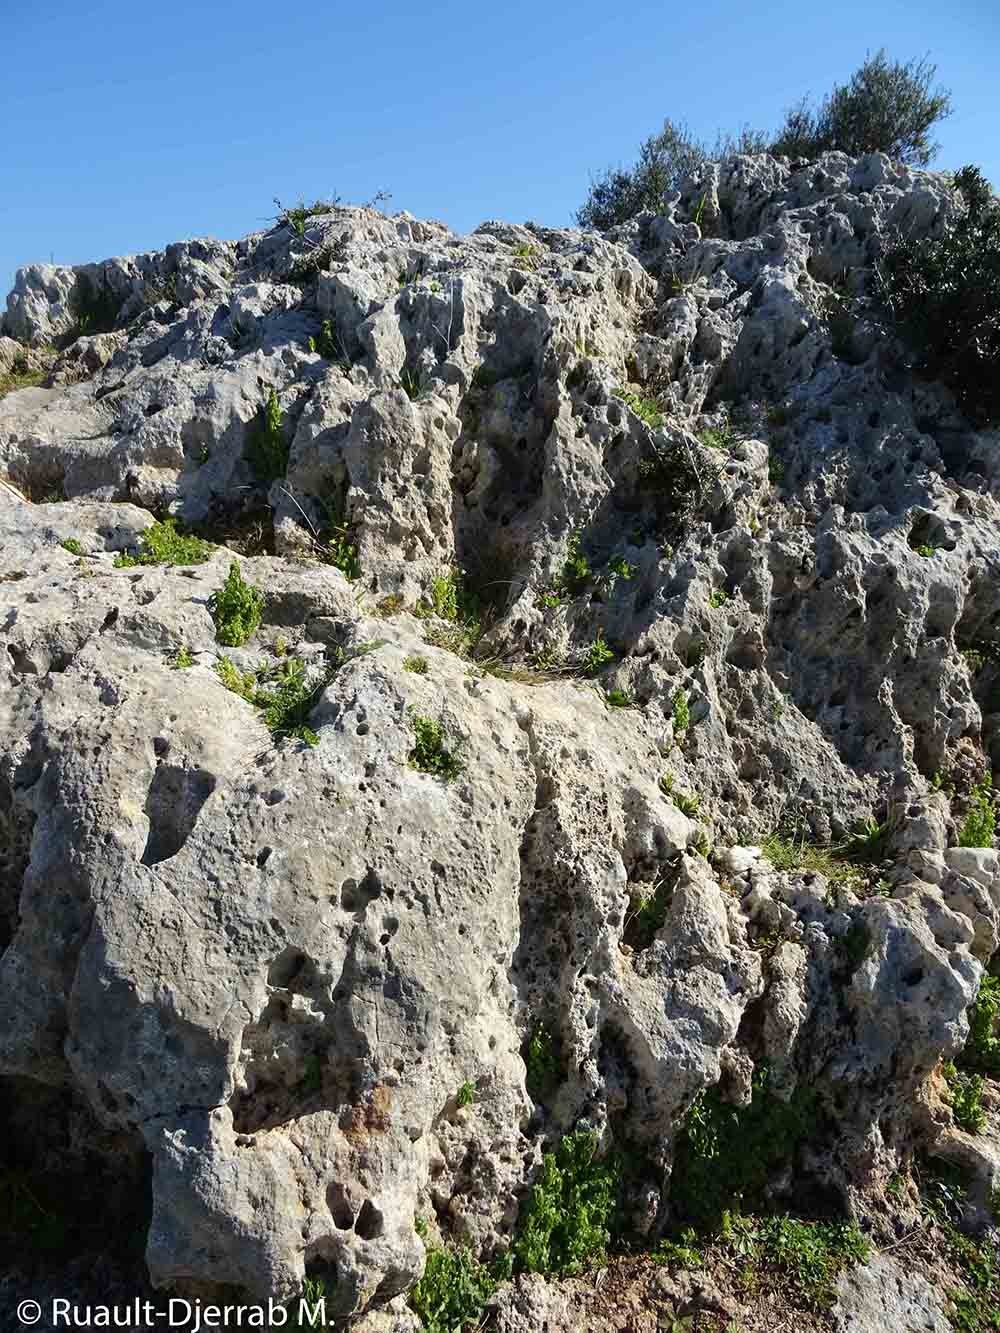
[[409, 1245, 496, 1333], [68, 271, 122, 337], [878, 165, 1000, 425], [770, 50, 951, 165]]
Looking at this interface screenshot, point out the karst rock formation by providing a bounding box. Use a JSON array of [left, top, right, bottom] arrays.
[[1, 151, 998, 1329]]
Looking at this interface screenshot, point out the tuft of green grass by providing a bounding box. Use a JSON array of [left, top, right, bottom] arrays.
[[245, 390, 288, 483], [513, 1132, 618, 1277], [275, 196, 340, 236], [605, 688, 633, 708], [959, 778, 996, 848], [626, 874, 674, 949], [584, 631, 615, 674], [171, 646, 195, 670], [660, 774, 700, 817], [512, 242, 540, 269], [409, 1245, 497, 1333], [761, 832, 867, 888], [524, 1023, 561, 1101], [615, 388, 663, 429], [916, 543, 937, 557], [60, 538, 83, 555], [209, 562, 265, 647], [409, 714, 464, 780], [943, 1062, 987, 1134], [403, 654, 429, 675], [401, 369, 424, 400], [708, 588, 728, 609], [672, 689, 690, 737], [456, 1081, 476, 1109], [114, 519, 212, 568], [216, 654, 332, 745], [308, 319, 352, 372], [0, 353, 47, 399]]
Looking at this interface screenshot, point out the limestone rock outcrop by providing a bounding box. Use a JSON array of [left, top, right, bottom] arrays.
[[1, 151, 998, 1319]]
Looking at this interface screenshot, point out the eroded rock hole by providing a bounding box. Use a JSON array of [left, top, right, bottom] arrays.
[[140, 764, 215, 866]]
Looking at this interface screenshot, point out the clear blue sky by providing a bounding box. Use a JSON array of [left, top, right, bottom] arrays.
[[2, 0, 996, 299]]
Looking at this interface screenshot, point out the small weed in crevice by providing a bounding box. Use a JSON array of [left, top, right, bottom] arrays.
[[171, 646, 195, 670], [245, 390, 288, 484], [209, 562, 264, 647], [961, 973, 1000, 1076], [615, 388, 663, 430], [408, 714, 464, 780], [403, 654, 428, 675], [605, 687, 633, 708], [60, 538, 83, 555], [524, 1023, 561, 1101], [584, 631, 615, 675], [625, 873, 674, 950], [456, 1081, 476, 1109], [114, 519, 213, 568], [672, 689, 690, 738]]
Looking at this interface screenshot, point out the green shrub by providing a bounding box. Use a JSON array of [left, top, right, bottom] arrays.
[[404, 654, 429, 675], [962, 974, 1000, 1076], [770, 50, 951, 165], [171, 646, 195, 670], [607, 555, 636, 582], [513, 1132, 618, 1276], [60, 538, 83, 555], [409, 715, 464, 780], [558, 532, 592, 596], [879, 165, 1000, 425], [68, 271, 122, 336], [524, 1023, 561, 1100], [584, 631, 615, 674], [708, 588, 727, 608], [308, 319, 352, 371], [409, 1245, 496, 1333], [959, 777, 996, 848], [671, 1066, 818, 1230], [456, 1081, 475, 1109], [114, 519, 212, 567], [246, 390, 288, 483], [577, 120, 767, 231], [943, 1062, 986, 1134], [209, 562, 264, 647], [274, 196, 341, 236]]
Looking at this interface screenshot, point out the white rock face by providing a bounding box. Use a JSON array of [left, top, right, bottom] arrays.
[[1, 153, 998, 1315]]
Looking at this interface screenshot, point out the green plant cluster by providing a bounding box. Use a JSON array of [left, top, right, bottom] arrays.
[[0, 352, 47, 399], [409, 714, 464, 780], [660, 773, 699, 817], [962, 974, 1000, 1076], [524, 1023, 561, 1100], [60, 538, 83, 555], [920, 1161, 1000, 1331], [513, 1131, 618, 1276], [584, 631, 615, 674], [209, 562, 265, 646], [245, 390, 288, 483], [718, 1211, 869, 1311], [216, 654, 329, 745], [626, 874, 674, 949], [68, 271, 122, 337], [274, 196, 341, 236], [879, 164, 1000, 425], [670, 1065, 819, 1229], [308, 319, 352, 371], [959, 777, 997, 848], [615, 388, 663, 429], [942, 1062, 986, 1135], [408, 1245, 498, 1333], [114, 519, 213, 567]]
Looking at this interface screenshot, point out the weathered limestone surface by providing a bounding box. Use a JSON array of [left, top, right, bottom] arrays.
[[1, 152, 998, 1319]]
